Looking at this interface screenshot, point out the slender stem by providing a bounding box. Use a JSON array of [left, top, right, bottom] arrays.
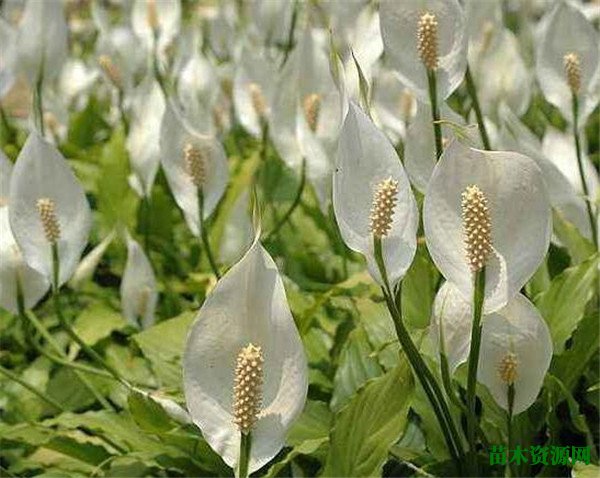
[[51, 244, 130, 389], [466, 267, 486, 475], [264, 158, 306, 242], [572, 93, 598, 250], [465, 66, 491, 151], [426, 69, 443, 160], [117, 88, 129, 135], [0, 364, 65, 412], [374, 237, 464, 471], [507, 384, 515, 478], [198, 190, 221, 279], [17, 277, 114, 410], [143, 196, 151, 252], [152, 34, 169, 99], [280, 0, 298, 68], [33, 68, 45, 136], [238, 432, 252, 478]]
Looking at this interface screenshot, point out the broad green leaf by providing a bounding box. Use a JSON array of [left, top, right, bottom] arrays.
[[288, 400, 332, 446], [401, 244, 439, 329], [127, 391, 175, 434], [73, 304, 126, 346], [535, 254, 599, 353], [330, 325, 382, 412], [355, 297, 399, 370], [322, 359, 413, 477], [572, 462, 600, 478], [552, 209, 595, 264], [95, 128, 138, 230], [266, 438, 328, 478], [133, 311, 194, 387]]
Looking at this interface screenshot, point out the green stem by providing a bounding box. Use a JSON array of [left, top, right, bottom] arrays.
[[51, 244, 130, 389], [465, 66, 491, 150], [466, 267, 486, 475], [33, 68, 45, 136], [426, 69, 443, 160], [143, 196, 151, 253], [117, 87, 129, 135], [17, 277, 114, 410], [238, 432, 252, 478], [572, 93, 598, 250], [280, 0, 298, 68], [0, 364, 65, 412], [152, 33, 169, 99], [265, 158, 306, 242], [198, 191, 221, 280], [374, 237, 464, 471], [507, 384, 515, 478]]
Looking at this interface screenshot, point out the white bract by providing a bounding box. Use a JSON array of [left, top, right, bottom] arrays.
[[478, 293, 553, 414], [536, 1, 600, 125], [121, 235, 157, 329], [8, 133, 91, 287], [423, 140, 551, 312], [159, 103, 228, 237], [428, 281, 472, 374], [379, 0, 467, 101], [15, 0, 68, 83], [126, 75, 166, 198], [131, 0, 181, 56], [333, 103, 418, 289], [0, 150, 12, 207], [183, 237, 308, 473], [69, 231, 116, 290]]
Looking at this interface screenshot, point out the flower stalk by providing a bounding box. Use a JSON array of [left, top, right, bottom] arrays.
[[238, 432, 252, 478], [0, 364, 65, 413], [198, 190, 221, 279], [464, 66, 491, 150], [33, 68, 45, 136]]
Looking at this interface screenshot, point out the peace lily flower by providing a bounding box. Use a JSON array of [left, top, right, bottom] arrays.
[[478, 293, 553, 414], [159, 103, 228, 237], [183, 237, 308, 474], [126, 75, 166, 198], [333, 103, 418, 288], [69, 230, 116, 290], [15, 0, 68, 84], [423, 140, 551, 312], [536, 1, 600, 125], [465, 0, 503, 70], [0, 208, 49, 314], [121, 234, 157, 329], [429, 281, 553, 414], [233, 47, 277, 137], [379, 0, 468, 101], [8, 133, 92, 287], [0, 150, 12, 208], [131, 0, 181, 57]]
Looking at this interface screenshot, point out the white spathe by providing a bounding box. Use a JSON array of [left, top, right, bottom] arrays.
[[333, 103, 418, 288], [183, 237, 308, 473], [8, 133, 92, 287], [423, 140, 551, 313]]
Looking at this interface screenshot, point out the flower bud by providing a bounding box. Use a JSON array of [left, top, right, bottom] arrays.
[[417, 12, 439, 71], [370, 177, 399, 239], [36, 197, 61, 245], [461, 185, 492, 272], [302, 93, 321, 133], [233, 343, 264, 434], [563, 52, 581, 94], [184, 143, 206, 189]]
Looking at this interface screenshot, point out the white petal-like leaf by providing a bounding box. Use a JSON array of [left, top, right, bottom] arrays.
[[159, 103, 229, 237], [69, 230, 116, 290], [423, 140, 551, 312], [379, 0, 467, 101], [478, 293, 553, 414], [536, 1, 600, 125], [8, 133, 92, 286], [183, 238, 308, 473], [0, 150, 13, 207], [334, 102, 418, 288], [121, 235, 157, 329], [0, 208, 49, 314]]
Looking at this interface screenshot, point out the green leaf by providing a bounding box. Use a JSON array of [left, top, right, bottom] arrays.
[[288, 400, 332, 446], [535, 253, 599, 353], [330, 325, 382, 412], [401, 245, 439, 329], [354, 298, 399, 370], [127, 391, 175, 434], [133, 311, 195, 387], [552, 209, 595, 264], [73, 304, 127, 346], [322, 359, 414, 477], [96, 128, 139, 230], [266, 438, 328, 478], [572, 462, 600, 478]]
